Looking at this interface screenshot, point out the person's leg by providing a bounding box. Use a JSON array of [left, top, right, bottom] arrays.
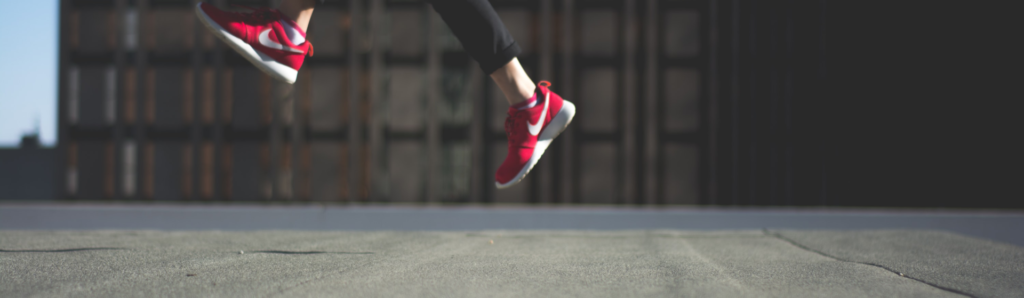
[[426, 0, 533, 106], [490, 58, 535, 106], [426, 0, 576, 188], [278, 0, 317, 32]]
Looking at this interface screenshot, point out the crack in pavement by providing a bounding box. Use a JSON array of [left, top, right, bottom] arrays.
[[250, 250, 374, 255], [763, 229, 977, 298], [0, 248, 124, 253]]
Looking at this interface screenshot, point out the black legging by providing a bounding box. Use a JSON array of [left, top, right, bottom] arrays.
[[318, 0, 520, 75]]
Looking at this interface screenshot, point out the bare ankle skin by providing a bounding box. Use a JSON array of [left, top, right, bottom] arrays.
[[490, 57, 537, 106], [277, 0, 316, 32]]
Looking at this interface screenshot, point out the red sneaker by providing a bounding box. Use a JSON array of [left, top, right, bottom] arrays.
[[195, 3, 312, 84], [495, 81, 576, 189]]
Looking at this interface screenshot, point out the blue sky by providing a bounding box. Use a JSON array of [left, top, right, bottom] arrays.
[[0, 1, 58, 147]]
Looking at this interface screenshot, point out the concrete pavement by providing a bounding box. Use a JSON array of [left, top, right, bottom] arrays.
[[2, 229, 1023, 297], [3, 205, 1023, 297]]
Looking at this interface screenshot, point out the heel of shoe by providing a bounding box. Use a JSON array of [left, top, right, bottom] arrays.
[[541, 100, 576, 141]]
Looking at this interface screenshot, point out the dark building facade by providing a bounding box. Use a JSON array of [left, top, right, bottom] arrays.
[[58, 0, 722, 204], [51, 0, 1024, 207]]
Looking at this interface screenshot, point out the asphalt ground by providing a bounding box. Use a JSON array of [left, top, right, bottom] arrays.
[[2, 204, 1023, 297]]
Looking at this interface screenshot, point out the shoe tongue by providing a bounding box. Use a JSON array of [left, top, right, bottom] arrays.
[[279, 16, 306, 36], [278, 20, 307, 45]]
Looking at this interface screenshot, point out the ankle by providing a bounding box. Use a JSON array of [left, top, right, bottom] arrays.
[[516, 83, 536, 104], [511, 92, 538, 110], [277, 0, 315, 31], [490, 58, 537, 106]]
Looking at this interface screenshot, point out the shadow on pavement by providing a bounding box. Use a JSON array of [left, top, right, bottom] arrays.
[[250, 250, 374, 255]]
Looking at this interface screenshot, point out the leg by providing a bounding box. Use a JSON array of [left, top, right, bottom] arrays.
[[285, 0, 535, 105], [425, 0, 574, 188], [490, 58, 536, 106], [278, 0, 317, 32], [426, 0, 533, 105]]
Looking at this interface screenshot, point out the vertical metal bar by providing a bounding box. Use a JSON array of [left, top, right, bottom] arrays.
[[269, 87, 282, 200], [269, 18, 289, 201], [425, 7, 441, 202], [112, 0, 126, 200], [106, 7, 116, 200], [643, 0, 658, 204], [654, 0, 665, 205], [708, 0, 720, 205], [348, 0, 363, 202], [819, 0, 828, 206], [368, 0, 384, 202], [730, 0, 739, 205], [537, 0, 554, 203], [135, 0, 148, 200], [747, 0, 757, 205], [191, 0, 204, 200], [290, 82, 302, 200], [213, 0, 226, 200], [623, 0, 637, 204], [57, 0, 70, 200], [268, 48, 285, 200], [282, 53, 296, 199], [481, 75, 492, 203], [767, 3, 778, 206], [470, 61, 485, 202], [784, 1, 794, 205], [560, 0, 576, 203], [470, 100, 483, 203]]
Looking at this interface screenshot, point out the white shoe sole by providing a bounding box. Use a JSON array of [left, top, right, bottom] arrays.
[[495, 100, 576, 189], [194, 3, 298, 84]]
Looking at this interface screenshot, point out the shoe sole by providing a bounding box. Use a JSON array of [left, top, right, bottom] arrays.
[[194, 3, 298, 84], [495, 100, 576, 189]]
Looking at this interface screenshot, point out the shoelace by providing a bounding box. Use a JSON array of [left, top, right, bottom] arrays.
[[504, 110, 530, 140], [225, 4, 314, 57], [504, 81, 553, 141]]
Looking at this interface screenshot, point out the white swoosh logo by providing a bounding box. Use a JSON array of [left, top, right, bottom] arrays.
[[527, 91, 550, 136], [259, 29, 303, 54]]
